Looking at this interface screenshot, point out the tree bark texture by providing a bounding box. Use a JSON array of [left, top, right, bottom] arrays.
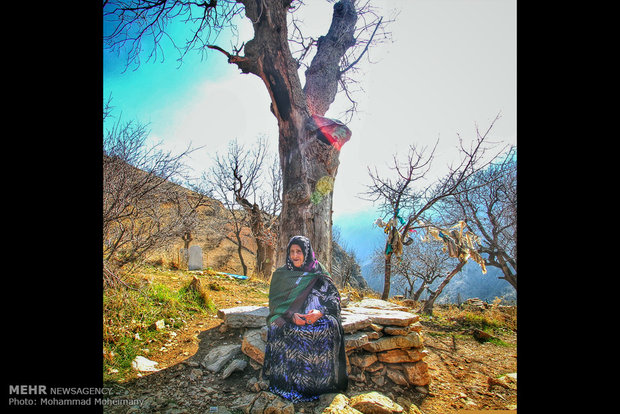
[[231, 0, 357, 271]]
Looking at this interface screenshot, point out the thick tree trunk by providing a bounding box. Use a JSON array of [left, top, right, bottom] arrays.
[[232, 0, 357, 271]]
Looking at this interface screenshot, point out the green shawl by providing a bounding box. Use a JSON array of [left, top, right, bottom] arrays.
[[267, 263, 331, 326]]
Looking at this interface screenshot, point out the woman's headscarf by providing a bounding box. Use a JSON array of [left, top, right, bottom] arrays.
[[285, 235, 319, 272]]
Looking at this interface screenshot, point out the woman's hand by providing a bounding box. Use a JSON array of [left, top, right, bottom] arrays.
[[292, 313, 307, 326], [292, 310, 323, 326], [304, 309, 324, 325]]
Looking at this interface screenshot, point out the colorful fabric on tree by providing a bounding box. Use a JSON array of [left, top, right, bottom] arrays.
[[310, 115, 352, 151]]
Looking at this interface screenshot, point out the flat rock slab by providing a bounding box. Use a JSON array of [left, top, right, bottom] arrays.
[[340, 312, 373, 333], [377, 348, 429, 364], [217, 305, 269, 328], [343, 306, 420, 327], [347, 298, 410, 312], [344, 331, 371, 352]]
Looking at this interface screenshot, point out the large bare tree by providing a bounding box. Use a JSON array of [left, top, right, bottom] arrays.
[[104, 0, 389, 270]]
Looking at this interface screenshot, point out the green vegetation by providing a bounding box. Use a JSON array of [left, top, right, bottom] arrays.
[[103, 264, 271, 383], [103, 274, 216, 382]]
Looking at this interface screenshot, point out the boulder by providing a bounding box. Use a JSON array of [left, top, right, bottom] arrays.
[[400, 361, 431, 386], [221, 358, 247, 379], [321, 393, 363, 414], [248, 391, 294, 414], [349, 391, 404, 414], [202, 344, 241, 373], [217, 306, 269, 328]]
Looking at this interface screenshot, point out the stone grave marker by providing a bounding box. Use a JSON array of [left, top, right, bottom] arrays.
[[188, 245, 203, 270]]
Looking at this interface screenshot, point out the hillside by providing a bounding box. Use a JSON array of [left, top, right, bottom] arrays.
[[135, 176, 369, 290]]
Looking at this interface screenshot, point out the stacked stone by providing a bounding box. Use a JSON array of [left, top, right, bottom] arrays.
[[218, 299, 431, 390], [341, 299, 431, 389]]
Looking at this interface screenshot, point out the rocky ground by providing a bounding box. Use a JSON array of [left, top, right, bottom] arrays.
[[103, 272, 516, 413]]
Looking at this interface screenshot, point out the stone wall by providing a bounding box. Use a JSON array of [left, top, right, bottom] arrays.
[[341, 299, 431, 389], [219, 298, 431, 391]]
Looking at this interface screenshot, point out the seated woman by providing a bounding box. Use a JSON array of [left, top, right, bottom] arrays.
[[263, 235, 348, 402]]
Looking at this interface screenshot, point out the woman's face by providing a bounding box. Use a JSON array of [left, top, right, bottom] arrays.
[[289, 244, 304, 268]]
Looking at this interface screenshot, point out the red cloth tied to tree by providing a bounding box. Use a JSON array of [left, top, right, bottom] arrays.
[[311, 115, 351, 151]]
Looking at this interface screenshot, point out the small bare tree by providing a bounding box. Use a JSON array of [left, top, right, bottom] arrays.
[[234, 143, 282, 279], [362, 114, 504, 299], [390, 238, 455, 301], [204, 137, 280, 277]]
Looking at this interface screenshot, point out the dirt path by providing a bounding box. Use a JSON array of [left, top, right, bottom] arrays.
[[418, 325, 517, 413]]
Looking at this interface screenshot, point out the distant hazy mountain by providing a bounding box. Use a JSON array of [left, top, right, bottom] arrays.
[[333, 208, 384, 265]]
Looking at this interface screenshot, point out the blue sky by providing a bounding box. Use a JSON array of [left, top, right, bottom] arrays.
[[103, 0, 516, 260]]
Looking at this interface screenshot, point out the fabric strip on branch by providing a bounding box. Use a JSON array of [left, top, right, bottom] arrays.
[[419, 222, 487, 273], [385, 226, 403, 257]]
